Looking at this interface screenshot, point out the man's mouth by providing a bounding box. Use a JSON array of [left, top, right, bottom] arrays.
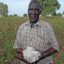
[[30, 15, 36, 19]]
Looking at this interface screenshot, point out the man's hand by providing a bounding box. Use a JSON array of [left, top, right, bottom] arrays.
[[16, 49, 30, 64], [16, 49, 23, 53], [39, 54, 44, 60], [32, 54, 45, 63], [18, 53, 30, 63]]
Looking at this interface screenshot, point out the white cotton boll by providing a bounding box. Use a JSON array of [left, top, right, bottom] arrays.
[[23, 46, 41, 63]]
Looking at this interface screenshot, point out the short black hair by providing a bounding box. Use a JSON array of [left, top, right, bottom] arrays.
[[28, 0, 41, 14]]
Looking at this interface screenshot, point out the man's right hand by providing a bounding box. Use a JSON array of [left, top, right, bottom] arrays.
[[16, 49, 30, 64]]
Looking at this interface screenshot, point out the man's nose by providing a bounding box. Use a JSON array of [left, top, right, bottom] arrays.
[[32, 10, 35, 14]]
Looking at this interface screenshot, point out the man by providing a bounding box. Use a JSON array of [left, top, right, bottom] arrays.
[[13, 0, 59, 64]]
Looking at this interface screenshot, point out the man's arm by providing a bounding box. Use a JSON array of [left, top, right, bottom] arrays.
[[40, 47, 57, 59], [44, 47, 57, 56]]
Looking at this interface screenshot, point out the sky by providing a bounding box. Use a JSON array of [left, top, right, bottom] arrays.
[[0, 0, 64, 16]]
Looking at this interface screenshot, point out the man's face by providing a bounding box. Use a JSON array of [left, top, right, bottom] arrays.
[[28, 3, 40, 22]]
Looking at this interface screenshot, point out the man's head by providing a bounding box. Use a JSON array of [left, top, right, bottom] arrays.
[[28, 0, 41, 23]]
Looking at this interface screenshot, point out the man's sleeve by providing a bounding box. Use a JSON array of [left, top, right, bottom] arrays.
[[48, 23, 59, 52], [13, 26, 22, 49]]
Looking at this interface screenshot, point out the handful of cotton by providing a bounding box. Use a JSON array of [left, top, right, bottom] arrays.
[[23, 46, 41, 63]]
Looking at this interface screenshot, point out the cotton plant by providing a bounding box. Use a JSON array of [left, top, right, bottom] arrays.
[[23, 46, 41, 63]]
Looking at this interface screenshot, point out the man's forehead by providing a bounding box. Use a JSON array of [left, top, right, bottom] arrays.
[[29, 2, 40, 9]]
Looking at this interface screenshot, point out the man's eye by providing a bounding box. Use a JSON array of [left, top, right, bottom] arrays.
[[35, 9, 39, 11]]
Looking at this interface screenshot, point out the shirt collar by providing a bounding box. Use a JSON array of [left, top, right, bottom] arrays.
[[25, 20, 41, 27]]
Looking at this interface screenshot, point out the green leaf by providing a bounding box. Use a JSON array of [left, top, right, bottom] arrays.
[[52, 56, 55, 60], [7, 54, 14, 62], [57, 60, 61, 64], [0, 56, 4, 62]]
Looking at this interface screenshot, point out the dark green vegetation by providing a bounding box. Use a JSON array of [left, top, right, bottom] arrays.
[[0, 17, 64, 64], [37, 0, 60, 16], [0, 2, 8, 17]]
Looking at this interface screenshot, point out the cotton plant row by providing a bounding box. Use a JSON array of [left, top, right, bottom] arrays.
[[23, 46, 41, 63]]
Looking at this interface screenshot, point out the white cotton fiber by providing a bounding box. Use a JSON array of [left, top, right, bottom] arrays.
[[23, 46, 41, 63]]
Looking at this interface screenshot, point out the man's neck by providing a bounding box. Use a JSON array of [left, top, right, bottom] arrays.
[[30, 21, 38, 24]]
